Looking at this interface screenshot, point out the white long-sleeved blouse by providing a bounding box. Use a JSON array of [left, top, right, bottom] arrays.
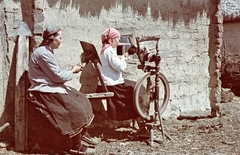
[[98, 46, 127, 86]]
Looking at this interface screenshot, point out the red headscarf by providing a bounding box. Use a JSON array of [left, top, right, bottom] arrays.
[[100, 28, 120, 54]]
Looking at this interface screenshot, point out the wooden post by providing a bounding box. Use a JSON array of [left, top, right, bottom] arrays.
[[208, 0, 223, 117], [14, 35, 29, 151]]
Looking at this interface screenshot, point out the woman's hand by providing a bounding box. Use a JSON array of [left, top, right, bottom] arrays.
[[120, 52, 129, 60], [71, 63, 83, 73]]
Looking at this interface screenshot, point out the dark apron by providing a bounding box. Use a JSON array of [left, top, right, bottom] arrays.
[[28, 87, 94, 137], [96, 79, 139, 121]]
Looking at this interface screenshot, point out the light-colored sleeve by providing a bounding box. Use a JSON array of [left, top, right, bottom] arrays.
[[36, 51, 73, 83], [105, 50, 127, 72]]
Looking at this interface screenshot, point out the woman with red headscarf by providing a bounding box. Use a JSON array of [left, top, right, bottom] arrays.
[[97, 28, 148, 136], [97, 28, 136, 120]]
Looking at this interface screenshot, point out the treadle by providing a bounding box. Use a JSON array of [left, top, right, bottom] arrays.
[[146, 138, 163, 145], [130, 123, 164, 146], [130, 119, 175, 147], [85, 92, 114, 99], [145, 122, 160, 127]]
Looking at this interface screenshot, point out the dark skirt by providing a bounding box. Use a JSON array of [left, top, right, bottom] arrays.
[[29, 87, 94, 137], [96, 79, 139, 121]]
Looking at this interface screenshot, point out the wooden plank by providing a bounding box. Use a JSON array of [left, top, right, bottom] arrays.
[[14, 35, 29, 151], [85, 92, 114, 99]]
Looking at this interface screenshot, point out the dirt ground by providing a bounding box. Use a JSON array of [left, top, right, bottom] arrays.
[[1, 96, 240, 155]]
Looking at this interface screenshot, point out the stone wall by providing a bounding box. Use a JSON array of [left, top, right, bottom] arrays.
[[223, 22, 240, 55], [0, 0, 220, 141], [221, 21, 240, 95], [220, 0, 240, 95], [221, 0, 240, 55]]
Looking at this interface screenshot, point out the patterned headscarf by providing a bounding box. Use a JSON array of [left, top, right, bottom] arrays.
[[39, 25, 61, 47], [100, 28, 120, 53]]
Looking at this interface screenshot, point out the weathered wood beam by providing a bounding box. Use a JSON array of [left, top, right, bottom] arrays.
[[14, 35, 29, 151]]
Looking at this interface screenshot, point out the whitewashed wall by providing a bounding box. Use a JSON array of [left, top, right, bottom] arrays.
[[37, 0, 211, 118], [0, 0, 211, 123]]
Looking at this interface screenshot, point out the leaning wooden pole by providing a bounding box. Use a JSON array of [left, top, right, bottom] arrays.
[[14, 35, 30, 151], [208, 0, 223, 117], [14, 21, 32, 151]]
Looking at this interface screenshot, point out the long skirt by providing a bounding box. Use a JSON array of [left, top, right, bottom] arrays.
[[96, 79, 139, 121], [29, 87, 94, 138]]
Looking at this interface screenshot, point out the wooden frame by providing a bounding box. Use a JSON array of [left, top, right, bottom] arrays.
[[79, 41, 114, 99]]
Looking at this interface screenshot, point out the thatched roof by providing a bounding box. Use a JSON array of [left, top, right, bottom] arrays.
[[221, 0, 240, 22]]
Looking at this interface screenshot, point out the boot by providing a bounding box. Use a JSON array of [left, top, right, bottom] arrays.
[[81, 128, 98, 146], [70, 133, 96, 155]]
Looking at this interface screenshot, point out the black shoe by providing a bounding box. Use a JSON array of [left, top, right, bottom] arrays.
[[82, 135, 98, 145], [69, 145, 96, 155]]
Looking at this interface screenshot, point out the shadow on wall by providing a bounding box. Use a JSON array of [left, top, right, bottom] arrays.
[[1, 0, 209, 26], [45, 0, 207, 27]]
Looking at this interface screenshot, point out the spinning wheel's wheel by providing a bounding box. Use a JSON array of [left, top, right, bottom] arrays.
[[133, 72, 170, 121]]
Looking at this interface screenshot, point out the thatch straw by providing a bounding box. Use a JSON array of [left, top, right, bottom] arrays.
[[221, 0, 240, 22]]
